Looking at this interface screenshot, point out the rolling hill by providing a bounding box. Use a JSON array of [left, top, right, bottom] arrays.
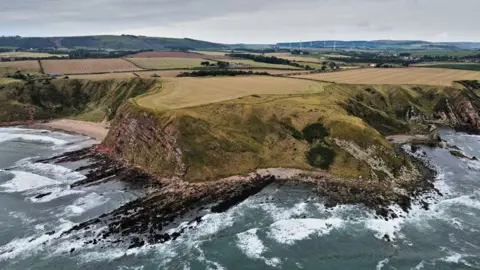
[[0, 35, 228, 50]]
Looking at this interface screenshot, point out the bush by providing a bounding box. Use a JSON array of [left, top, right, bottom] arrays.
[[302, 123, 329, 143], [306, 146, 335, 169]]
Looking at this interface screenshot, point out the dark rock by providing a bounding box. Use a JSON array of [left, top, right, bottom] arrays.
[[34, 192, 52, 199]]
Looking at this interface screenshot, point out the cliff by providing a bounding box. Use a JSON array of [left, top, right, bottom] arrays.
[[102, 80, 480, 186]]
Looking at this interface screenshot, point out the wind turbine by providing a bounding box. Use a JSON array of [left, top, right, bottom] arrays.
[[333, 41, 337, 51]]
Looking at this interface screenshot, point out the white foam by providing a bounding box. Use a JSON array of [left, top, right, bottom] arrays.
[[15, 159, 85, 183], [0, 170, 59, 192], [236, 228, 282, 267], [268, 218, 344, 245], [0, 133, 68, 146], [63, 193, 109, 216], [376, 258, 390, 270], [0, 218, 75, 261]]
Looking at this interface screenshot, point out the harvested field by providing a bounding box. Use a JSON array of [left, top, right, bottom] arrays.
[[293, 67, 480, 86], [136, 76, 326, 110], [69, 70, 192, 79], [41, 59, 142, 75], [215, 59, 301, 70], [126, 51, 206, 58], [125, 58, 210, 69], [190, 50, 230, 56], [0, 60, 41, 75], [0, 52, 67, 58]]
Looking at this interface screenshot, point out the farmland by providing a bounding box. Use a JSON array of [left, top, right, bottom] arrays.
[[294, 67, 480, 86], [125, 58, 210, 69], [214, 59, 301, 69], [0, 60, 41, 75], [135, 76, 326, 110], [0, 52, 68, 58], [127, 51, 207, 58], [414, 63, 480, 71], [41, 59, 142, 74]]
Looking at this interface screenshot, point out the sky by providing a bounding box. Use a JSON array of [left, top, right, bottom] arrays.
[[1, 0, 479, 44]]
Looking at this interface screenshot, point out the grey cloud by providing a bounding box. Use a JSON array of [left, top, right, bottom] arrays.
[[0, 0, 479, 43]]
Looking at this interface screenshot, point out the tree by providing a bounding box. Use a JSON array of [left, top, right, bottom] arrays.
[[329, 62, 336, 70], [201, 61, 210, 66]]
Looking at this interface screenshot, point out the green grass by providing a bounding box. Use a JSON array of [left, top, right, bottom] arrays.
[[398, 50, 478, 57], [421, 64, 480, 71]]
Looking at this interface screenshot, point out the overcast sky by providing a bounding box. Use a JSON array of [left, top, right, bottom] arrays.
[[1, 0, 479, 43]]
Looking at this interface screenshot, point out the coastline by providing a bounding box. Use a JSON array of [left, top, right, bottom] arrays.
[[31, 119, 109, 141]]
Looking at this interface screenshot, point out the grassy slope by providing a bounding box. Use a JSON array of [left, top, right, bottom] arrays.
[[111, 77, 472, 183]]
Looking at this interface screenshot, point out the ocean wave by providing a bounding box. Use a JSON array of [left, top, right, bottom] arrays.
[[0, 170, 59, 193], [15, 159, 86, 183], [0, 218, 75, 261], [268, 218, 344, 245], [62, 192, 110, 216], [0, 133, 69, 146], [236, 228, 282, 267]]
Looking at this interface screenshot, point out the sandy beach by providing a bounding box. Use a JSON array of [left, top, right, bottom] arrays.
[[35, 119, 109, 140]]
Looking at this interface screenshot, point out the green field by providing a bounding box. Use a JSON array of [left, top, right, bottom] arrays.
[[420, 63, 480, 71], [397, 50, 479, 57]]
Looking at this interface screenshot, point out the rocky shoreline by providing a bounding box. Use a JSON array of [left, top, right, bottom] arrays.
[[35, 138, 444, 250]]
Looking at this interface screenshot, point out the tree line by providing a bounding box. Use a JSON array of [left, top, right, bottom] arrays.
[[177, 70, 270, 77]]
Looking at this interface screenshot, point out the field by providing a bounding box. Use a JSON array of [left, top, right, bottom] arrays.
[[126, 51, 206, 58], [414, 63, 480, 71], [214, 59, 301, 69], [0, 60, 41, 75], [293, 67, 480, 86], [125, 58, 210, 69], [398, 50, 478, 57], [41, 59, 142, 74], [136, 76, 326, 110], [0, 52, 67, 58], [190, 50, 230, 56]]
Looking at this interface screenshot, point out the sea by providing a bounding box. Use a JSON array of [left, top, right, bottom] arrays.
[[0, 127, 479, 270]]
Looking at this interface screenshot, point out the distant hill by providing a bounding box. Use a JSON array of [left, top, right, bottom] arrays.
[[276, 40, 480, 50], [0, 35, 228, 50]]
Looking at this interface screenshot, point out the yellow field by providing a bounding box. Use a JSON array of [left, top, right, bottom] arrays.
[[0, 60, 41, 75], [0, 52, 68, 58], [136, 76, 326, 110], [215, 59, 301, 69], [125, 58, 210, 69], [294, 67, 480, 86]]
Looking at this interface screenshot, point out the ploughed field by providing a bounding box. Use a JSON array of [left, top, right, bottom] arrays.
[[294, 67, 480, 86], [135, 76, 327, 110], [125, 57, 212, 69], [41, 59, 142, 74]]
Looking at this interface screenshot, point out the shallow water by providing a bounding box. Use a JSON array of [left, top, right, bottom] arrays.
[[0, 127, 479, 269]]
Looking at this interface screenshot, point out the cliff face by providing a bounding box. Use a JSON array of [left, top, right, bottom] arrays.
[[102, 103, 187, 179]]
